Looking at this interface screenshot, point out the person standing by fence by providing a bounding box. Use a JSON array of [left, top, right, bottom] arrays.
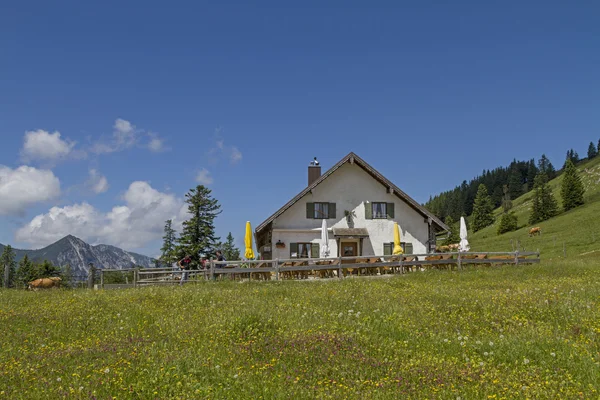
[[178, 255, 192, 286]]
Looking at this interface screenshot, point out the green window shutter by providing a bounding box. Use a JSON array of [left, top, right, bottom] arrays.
[[290, 243, 298, 258], [311, 243, 320, 258], [364, 202, 372, 219], [387, 203, 395, 218], [404, 243, 413, 255], [306, 203, 314, 219], [329, 203, 336, 219], [383, 242, 392, 256]]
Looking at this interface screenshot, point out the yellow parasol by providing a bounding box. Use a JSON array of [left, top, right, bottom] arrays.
[[245, 221, 255, 259], [393, 222, 403, 255]]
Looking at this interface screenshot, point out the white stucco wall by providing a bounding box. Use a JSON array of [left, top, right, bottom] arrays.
[[269, 162, 429, 259]]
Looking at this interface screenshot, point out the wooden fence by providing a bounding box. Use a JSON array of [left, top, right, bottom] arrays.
[[98, 251, 540, 288]]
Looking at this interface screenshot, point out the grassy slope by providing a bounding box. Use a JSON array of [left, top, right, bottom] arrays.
[[1, 260, 599, 399], [469, 155, 600, 260]]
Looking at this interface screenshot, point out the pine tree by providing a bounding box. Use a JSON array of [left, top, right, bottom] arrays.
[[529, 173, 558, 224], [442, 216, 459, 245], [508, 168, 523, 200], [160, 219, 178, 267], [538, 154, 556, 180], [62, 264, 74, 288], [564, 149, 579, 168], [35, 260, 60, 278], [177, 185, 222, 265], [497, 213, 518, 235], [501, 184, 513, 213], [588, 142, 598, 159], [15, 255, 36, 288], [526, 159, 538, 191], [222, 232, 241, 261], [560, 159, 585, 212], [471, 184, 495, 232], [0, 245, 17, 288]]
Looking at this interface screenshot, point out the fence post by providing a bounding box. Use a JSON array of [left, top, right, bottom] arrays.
[[133, 269, 138, 288], [514, 250, 519, 266], [457, 252, 462, 271], [275, 259, 279, 281], [338, 256, 343, 279], [210, 258, 215, 281], [399, 256, 404, 274], [87, 263, 95, 290], [100, 269, 104, 289]]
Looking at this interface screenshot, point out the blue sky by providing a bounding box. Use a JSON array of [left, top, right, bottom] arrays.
[[1, 1, 599, 256]]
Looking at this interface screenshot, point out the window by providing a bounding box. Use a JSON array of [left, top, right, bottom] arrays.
[[372, 202, 387, 219], [314, 202, 329, 219], [365, 202, 394, 219], [383, 242, 413, 255], [290, 243, 318, 258], [306, 202, 336, 219]]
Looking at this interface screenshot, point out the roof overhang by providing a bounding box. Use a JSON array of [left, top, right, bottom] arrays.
[[332, 228, 369, 238], [255, 152, 449, 235]]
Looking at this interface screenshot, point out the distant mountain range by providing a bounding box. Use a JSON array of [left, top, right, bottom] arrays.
[[0, 235, 155, 276]]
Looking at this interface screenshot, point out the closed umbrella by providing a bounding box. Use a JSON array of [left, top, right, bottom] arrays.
[[459, 217, 470, 252], [393, 222, 403, 255], [245, 221, 255, 259], [320, 218, 330, 258]]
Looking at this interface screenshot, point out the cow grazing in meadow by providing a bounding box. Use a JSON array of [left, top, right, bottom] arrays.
[[436, 244, 459, 253], [28, 277, 62, 290], [529, 227, 542, 237]]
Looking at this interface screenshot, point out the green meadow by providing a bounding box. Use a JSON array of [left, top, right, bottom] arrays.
[[2, 156, 600, 399], [1, 259, 599, 399]]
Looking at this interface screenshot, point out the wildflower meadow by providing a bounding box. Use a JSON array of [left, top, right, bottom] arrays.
[[1, 260, 599, 399]]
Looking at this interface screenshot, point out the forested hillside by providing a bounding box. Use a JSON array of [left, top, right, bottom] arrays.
[[425, 140, 599, 222]]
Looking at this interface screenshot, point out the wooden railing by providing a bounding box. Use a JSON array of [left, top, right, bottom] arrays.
[[99, 251, 540, 288]]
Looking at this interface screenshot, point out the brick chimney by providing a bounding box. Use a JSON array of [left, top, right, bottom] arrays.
[[308, 157, 321, 186]]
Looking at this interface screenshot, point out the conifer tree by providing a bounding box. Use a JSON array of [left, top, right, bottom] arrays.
[[526, 159, 538, 191], [538, 154, 556, 180], [442, 216, 459, 245], [588, 142, 597, 159], [529, 173, 558, 224], [160, 219, 178, 267], [177, 185, 221, 265], [62, 264, 74, 288], [472, 184, 495, 232], [222, 232, 241, 261], [560, 159, 585, 212], [501, 184, 512, 213], [0, 245, 16, 288], [35, 260, 60, 278], [15, 255, 36, 288]]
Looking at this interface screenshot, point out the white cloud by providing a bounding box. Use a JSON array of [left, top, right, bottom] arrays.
[[91, 118, 166, 155], [230, 147, 243, 164], [196, 168, 213, 185], [21, 130, 76, 162], [207, 127, 243, 165], [87, 169, 109, 194], [16, 181, 189, 249], [147, 133, 165, 152], [0, 165, 61, 215]]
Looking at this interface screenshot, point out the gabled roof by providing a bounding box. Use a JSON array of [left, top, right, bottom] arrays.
[[255, 152, 449, 234]]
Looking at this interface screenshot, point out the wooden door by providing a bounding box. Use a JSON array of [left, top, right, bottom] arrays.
[[341, 242, 358, 257]]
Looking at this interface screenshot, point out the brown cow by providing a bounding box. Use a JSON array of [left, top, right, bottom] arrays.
[[529, 227, 542, 237], [28, 277, 62, 290], [447, 243, 460, 251]]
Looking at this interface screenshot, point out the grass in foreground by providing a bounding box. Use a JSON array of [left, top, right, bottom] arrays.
[[1, 261, 599, 399]]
